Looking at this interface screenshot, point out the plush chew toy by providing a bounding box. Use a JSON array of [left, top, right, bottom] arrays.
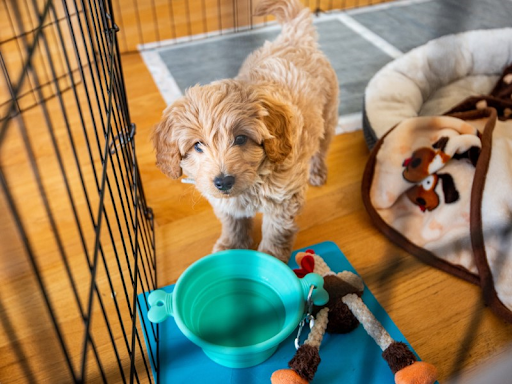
[[271, 250, 438, 384]]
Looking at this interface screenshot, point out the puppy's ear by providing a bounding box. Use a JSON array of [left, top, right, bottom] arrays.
[[152, 113, 182, 179], [259, 95, 293, 164]]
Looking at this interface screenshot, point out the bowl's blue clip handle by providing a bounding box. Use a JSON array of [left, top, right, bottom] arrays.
[[147, 289, 173, 323], [300, 273, 329, 306]]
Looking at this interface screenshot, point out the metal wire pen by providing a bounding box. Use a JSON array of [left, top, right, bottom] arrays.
[[1, 0, 157, 382]]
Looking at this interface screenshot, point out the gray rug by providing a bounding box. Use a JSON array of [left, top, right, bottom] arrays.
[[352, 0, 512, 53], [141, 0, 512, 132], [157, 19, 393, 117]]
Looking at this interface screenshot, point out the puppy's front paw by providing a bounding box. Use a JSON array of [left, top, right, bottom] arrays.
[[213, 236, 253, 253], [309, 155, 327, 186], [258, 244, 291, 263], [213, 241, 229, 253]]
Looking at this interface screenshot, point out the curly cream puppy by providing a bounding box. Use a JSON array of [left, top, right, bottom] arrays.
[[153, 0, 339, 262]]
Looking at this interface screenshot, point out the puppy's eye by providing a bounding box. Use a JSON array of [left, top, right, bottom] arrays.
[[234, 135, 248, 146], [194, 142, 204, 153]]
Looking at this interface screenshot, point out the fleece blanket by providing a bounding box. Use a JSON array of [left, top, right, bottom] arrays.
[[362, 64, 512, 323]]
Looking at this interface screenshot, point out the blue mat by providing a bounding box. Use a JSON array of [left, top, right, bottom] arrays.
[[138, 241, 422, 383]]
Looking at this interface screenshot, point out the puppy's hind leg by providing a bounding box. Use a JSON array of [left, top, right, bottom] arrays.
[[309, 80, 338, 186], [213, 211, 254, 253]]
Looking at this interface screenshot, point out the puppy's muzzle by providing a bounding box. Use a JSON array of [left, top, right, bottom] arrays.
[[213, 174, 235, 192]]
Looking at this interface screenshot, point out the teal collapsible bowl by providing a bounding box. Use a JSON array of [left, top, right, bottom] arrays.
[[147, 249, 328, 368]]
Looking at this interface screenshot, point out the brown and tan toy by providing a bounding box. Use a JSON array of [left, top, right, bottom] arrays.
[[271, 250, 438, 384]]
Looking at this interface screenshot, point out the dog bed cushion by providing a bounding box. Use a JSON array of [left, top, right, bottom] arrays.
[[363, 28, 512, 148], [361, 28, 512, 323]]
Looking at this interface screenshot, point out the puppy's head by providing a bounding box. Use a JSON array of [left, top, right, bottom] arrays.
[[153, 80, 293, 198]]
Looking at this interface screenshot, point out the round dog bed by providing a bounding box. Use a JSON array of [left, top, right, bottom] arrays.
[[361, 28, 512, 323], [363, 28, 512, 149]]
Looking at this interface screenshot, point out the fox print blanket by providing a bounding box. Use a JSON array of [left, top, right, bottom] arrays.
[[362, 64, 512, 322]]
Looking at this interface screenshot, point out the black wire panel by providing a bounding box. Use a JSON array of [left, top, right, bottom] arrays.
[[113, 0, 396, 53], [0, 1, 157, 383]]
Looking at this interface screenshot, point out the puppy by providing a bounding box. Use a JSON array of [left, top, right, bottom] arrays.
[[153, 0, 339, 262]]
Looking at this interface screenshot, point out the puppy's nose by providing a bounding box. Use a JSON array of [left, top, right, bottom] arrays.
[[213, 174, 235, 191]]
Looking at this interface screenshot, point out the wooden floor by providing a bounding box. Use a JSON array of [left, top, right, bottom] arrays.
[[123, 49, 512, 382], [2, 0, 512, 383]]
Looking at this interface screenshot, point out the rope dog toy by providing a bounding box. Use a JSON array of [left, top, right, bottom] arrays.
[[271, 250, 438, 384]]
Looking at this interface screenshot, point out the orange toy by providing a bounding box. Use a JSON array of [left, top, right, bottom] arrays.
[[271, 250, 438, 384]]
